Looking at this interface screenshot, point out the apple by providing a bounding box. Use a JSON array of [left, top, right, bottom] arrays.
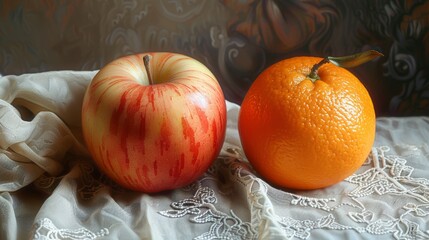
[[81, 52, 227, 193]]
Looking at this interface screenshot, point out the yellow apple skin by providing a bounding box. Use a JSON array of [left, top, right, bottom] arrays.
[[82, 52, 226, 193]]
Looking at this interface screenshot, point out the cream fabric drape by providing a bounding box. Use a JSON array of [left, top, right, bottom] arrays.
[[1, 71, 429, 240]]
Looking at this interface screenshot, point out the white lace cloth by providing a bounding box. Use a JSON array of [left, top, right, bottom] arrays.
[[1, 71, 429, 240]]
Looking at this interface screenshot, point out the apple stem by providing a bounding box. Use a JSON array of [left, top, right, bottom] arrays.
[[143, 55, 154, 85], [308, 57, 329, 82]]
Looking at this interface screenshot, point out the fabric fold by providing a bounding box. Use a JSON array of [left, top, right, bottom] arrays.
[[0, 71, 96, 192]]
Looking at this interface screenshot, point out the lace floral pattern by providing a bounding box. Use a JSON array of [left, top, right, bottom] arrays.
[[159, 186, 255, 240], [32, 218, 109, 240], [159, 146, 429, 239], [27, 145, 429, 239]]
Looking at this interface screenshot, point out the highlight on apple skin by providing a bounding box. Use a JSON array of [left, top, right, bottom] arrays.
[[81, 52, 227, 193]]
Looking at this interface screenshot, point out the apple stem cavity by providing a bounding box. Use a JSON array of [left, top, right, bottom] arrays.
[[143, 55, 154, 85]]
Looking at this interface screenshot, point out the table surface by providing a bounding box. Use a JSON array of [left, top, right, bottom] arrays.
[[1, 71, 429, 240]]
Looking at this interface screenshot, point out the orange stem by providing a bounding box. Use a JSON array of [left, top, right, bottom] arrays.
[[308, 58, 329, 82]]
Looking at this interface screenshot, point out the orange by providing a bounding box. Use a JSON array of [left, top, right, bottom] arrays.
[[238, 56, 376, 190]]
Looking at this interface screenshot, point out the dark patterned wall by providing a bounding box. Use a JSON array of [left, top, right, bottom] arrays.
[[1, 0, 428, 116]]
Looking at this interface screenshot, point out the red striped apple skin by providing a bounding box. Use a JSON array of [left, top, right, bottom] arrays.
[[82, 52, 226, 193]]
